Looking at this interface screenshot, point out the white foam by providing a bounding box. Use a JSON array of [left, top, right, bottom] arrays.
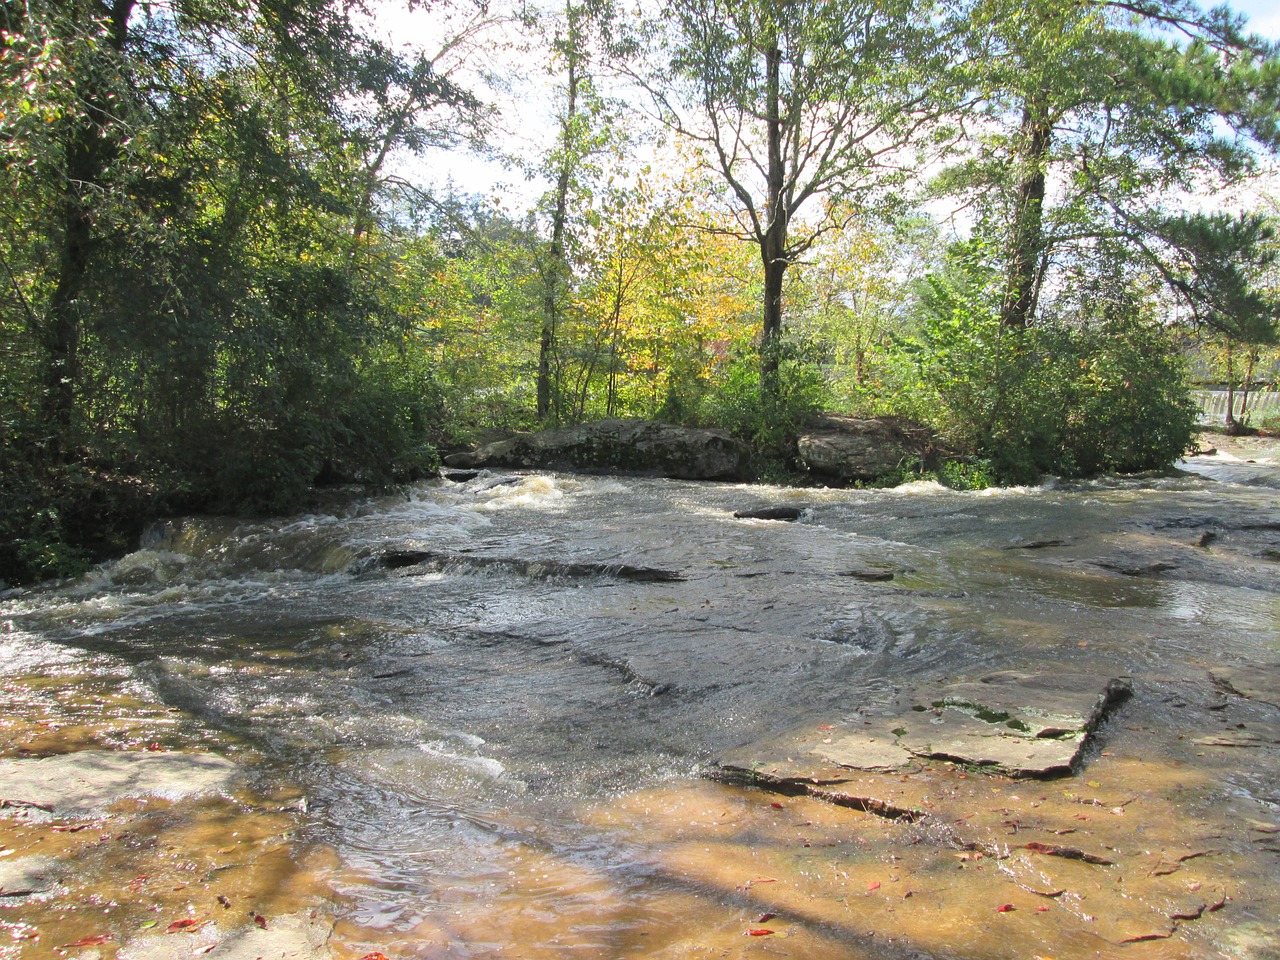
[[417, 741, 507, 778]]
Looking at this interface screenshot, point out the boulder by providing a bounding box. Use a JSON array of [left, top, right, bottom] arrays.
[[444, 419, 750, 481], [796, 415, 938, 483]]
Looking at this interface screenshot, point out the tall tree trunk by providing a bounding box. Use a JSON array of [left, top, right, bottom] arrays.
[[760, 34, 787, 392], [1224, 341, 1237, 431], [41, 0, 135, 455], [1000, 97, 1051, 329], [1239, 348, 1256, 426], [538, 5, 580, 422]]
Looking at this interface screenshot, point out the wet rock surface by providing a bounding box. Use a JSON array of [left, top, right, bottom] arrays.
[[4, 460, 1280, 959], [0, 677, 323, 960], [0, 750, 239, 817], [120, 913, 334, 960], [707, 665, 1280, 952]]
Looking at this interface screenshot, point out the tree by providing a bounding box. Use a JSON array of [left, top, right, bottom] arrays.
[[534, 0, 620, 421], [943, 0, 1280, 333], [790, 213, 943, 411], [634, 0, 954, 391], [1, 0, 486, 580]]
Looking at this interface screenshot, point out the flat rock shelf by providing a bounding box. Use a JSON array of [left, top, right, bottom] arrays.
[[720, 672, 1132, 783]]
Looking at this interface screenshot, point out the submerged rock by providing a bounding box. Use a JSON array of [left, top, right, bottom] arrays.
[[732, 506, 806, 521], [840, 566, 903, 582], [0, 856, 62, 897], [364, 548, 685, 583], [1093, 558, 1180, 577], [796, 415, 938, 483], [444, 418, 750, 480], [122, 912, 334, 960], [1210, 666, 1280, 709]]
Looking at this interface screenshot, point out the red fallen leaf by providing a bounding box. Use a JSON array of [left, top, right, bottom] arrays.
[[252, 913, 268, 930], [745, 929, 775, 936], [755, 913, 777, 923], [63, 935, 111, 947], [166, 918, 201, 934], [997, 904, 1015, 913], [769, 802, 784, 809], [867, 881, 881, 891], [818, 724, 835, 730], [356, 954, 391, 960], [1036, 906, 1049, 912], [147, 742, 164, 751]]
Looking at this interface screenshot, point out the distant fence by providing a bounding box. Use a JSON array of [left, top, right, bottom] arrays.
[[1194, 389, 1280, 426]]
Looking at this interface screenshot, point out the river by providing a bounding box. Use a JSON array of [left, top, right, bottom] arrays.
[[2, 446, 1278, 960]]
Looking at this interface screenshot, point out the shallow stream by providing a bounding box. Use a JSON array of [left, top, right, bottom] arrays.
[[2, 452, 1279, 959]]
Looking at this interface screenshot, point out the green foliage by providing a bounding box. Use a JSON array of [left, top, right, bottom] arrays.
[[0, 0, 472, 582], [655, 351, 712, 425], [3, 0, 1269, 581], [0, 461, 90, 584], [701, 340, 827, 459], [901, 257, 1198, 483], [942, 0, 1280, 333], [859, 455, 998, 491], [1151, 213, 1280, 342], [1051, 317, 1199, 476], [937, 458, 999, 491]]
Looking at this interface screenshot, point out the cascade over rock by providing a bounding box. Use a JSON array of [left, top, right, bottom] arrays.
[[444, 418, 750, 480]]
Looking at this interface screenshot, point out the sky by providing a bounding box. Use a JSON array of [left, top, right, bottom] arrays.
[[376, 0, 1280, 214], [1235, 0, 1280, 39]]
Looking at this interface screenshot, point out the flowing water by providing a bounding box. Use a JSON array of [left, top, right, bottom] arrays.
[[2, 452, 1279, 960]]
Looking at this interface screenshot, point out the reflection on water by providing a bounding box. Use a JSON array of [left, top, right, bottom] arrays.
[[3, 463, 1279, 958]]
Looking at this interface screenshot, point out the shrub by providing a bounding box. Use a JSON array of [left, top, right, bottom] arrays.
[[905, 263, 1197, 482], [701, 339, 827, 459], [1052, 314, 1198, 475]]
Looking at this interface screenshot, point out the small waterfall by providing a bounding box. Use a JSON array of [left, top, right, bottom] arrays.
[[1194, 388, 1280, 426]]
